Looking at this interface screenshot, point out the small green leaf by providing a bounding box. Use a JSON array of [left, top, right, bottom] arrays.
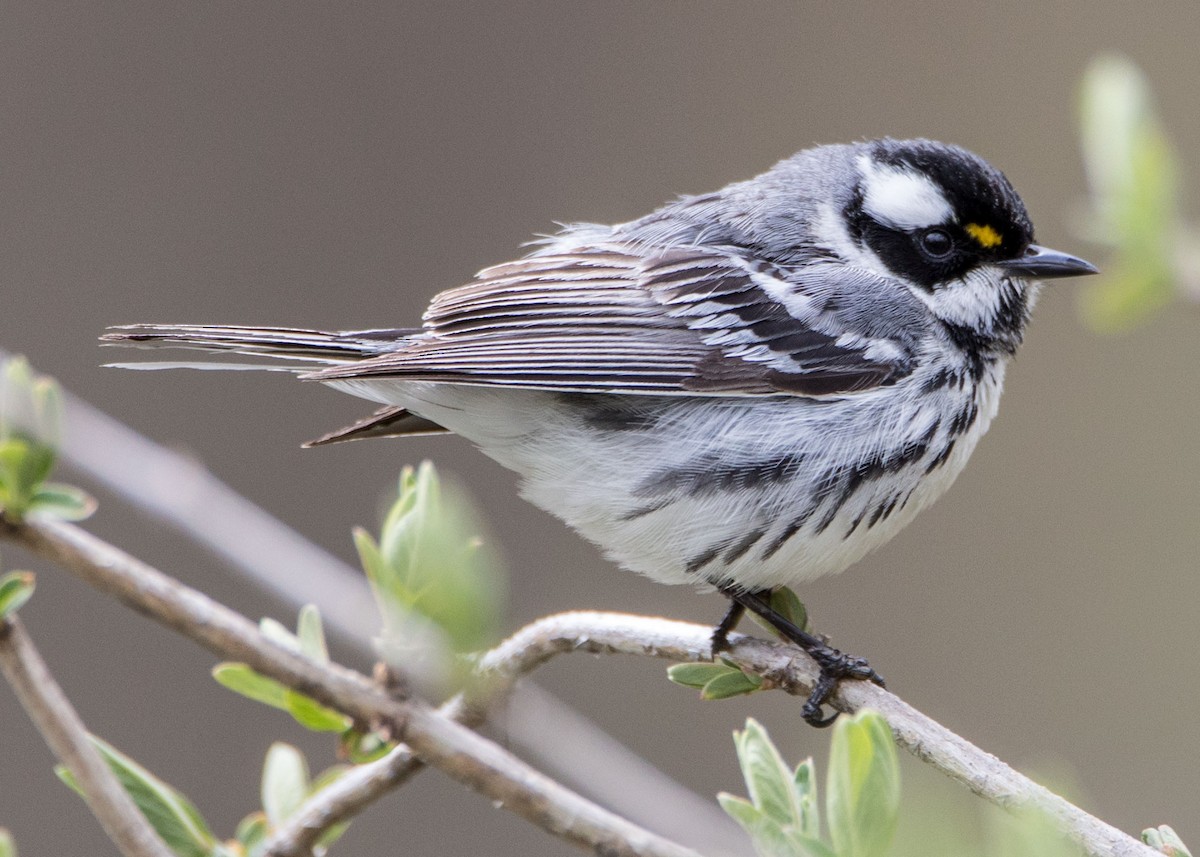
[[0, 828, 15, 857], [769, 588, 809, 633], [283, 689, 351, 733], [720, 794, 834, 857], [719, 794, 794, 857], [0, 571, 35, 620], [295, 604, 328, 662], [667, 662, 738, 689], [362, 462, 506, 655], [352, 527, 387, 583], [340, 729, 394, 764], [27, 483, 97, 522], [668, 659, 762, 697], [213, 663, 349, 733], [261, 743, 309, 827], [259, 617, 300, 651], [750, 587, 810, 639], [826, 709, 900, 857], [234, 811, 269, 853], [0, 437, 57, 519], [57, 736, 218, 857], [1143, 825, 1192, 857], [701, 669, 763, 700], [733, 719, 804, 828], [792, 758, 820, 840], [781, 832, 837, 857], [1078, 55, 1180, 330], [213, 663, 290, 709]]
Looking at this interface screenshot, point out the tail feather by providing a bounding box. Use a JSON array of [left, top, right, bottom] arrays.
[[303, 405, 449, 446], [101, 324, 416, 370]]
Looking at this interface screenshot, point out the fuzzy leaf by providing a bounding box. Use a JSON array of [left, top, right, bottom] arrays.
[[0, 437, 56, 518], [361, 462, 505, 656], [261, 743, 308, 826], [669, 661, 762, 697], [719, 795, 790, 857], [56, 736, 217, 857], [0, 828, 14, 857], [28, 483, 96, 521], [283, 689, 351, 733], [667, 661, 740, 689], [769, 588, 809, 633], [1144, 825, 1193, 857], [720, 794, 834, 857], [340, 729, 393, 764], [826, 710, 900, 857], [733, 719, 804, 828], [1078, 55, 1179, 330], [295, 604, 328, 662], [213, 663, 349, 733], [701, 669, 762, 700], [234, 811, 269, 853], [0, 571, 35, 620], [258, 617, 300, 651], [212, 663, 290, 709], [792, 758, 820, 839]]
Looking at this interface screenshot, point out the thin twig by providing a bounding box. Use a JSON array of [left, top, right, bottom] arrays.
[[485, 612, 1162, 857], [37, 353, 745, 851], [0, 514, 698, 857], [0, 614, 175, 857], [279, 609, 1162, 857], [0, 513, 1159, 857], [263, 743, 421, 857]]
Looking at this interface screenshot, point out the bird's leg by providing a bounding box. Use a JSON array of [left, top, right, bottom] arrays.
[[715, 585, 884, 727], [709, 597, 749, 654]]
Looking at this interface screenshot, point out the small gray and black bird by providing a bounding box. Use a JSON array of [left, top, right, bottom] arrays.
[[104, 138, 1097, 725]]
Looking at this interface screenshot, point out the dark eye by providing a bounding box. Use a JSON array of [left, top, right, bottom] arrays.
[[918, 228, 954, 259]]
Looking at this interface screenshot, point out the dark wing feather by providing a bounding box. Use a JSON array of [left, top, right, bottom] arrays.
[[307, 245, 926, 396]]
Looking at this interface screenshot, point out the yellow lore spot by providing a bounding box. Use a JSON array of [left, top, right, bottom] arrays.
[[965, 223, 1003, 249]]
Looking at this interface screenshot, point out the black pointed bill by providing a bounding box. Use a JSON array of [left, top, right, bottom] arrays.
[[996, 244, 1099, 279]]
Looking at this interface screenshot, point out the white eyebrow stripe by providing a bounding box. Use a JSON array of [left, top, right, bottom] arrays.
[[857, 155, 953, 230]]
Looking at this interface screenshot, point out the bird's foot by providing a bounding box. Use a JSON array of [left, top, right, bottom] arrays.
[[797, 642, 885, 728], [713, 585, 884, 727]]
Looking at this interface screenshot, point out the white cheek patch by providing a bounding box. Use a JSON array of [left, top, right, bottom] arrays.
[[858, 155, 953, 230]]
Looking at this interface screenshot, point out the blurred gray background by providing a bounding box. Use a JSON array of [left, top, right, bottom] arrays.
[[3, 2, 1199, 854]]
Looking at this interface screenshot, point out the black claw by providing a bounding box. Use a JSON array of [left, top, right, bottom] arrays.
[[713, 585, 885, 728], [802, 703, 840, 729], [801, 672, 842, 727]]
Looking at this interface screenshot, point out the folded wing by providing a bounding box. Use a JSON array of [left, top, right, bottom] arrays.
[[307, 245, 928, 397]]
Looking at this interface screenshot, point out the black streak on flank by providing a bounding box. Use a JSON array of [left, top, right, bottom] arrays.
[[867, 492, 902, 528], [760, 505, 819, 561], [816, 420, 940, 536], [948, 401, 979, 436], [635, 452, 807, 498], [923, 438, 958, 474], [618, 498, 671, 522], [684, 542, 728, 576], [920, 367, 961, 394], [724, 528, 767, 563], [564, 394, 660, 432]]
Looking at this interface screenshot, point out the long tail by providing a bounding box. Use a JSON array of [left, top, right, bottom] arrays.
[[101, 324, 417, 371], [101, 324, 447, 443]]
